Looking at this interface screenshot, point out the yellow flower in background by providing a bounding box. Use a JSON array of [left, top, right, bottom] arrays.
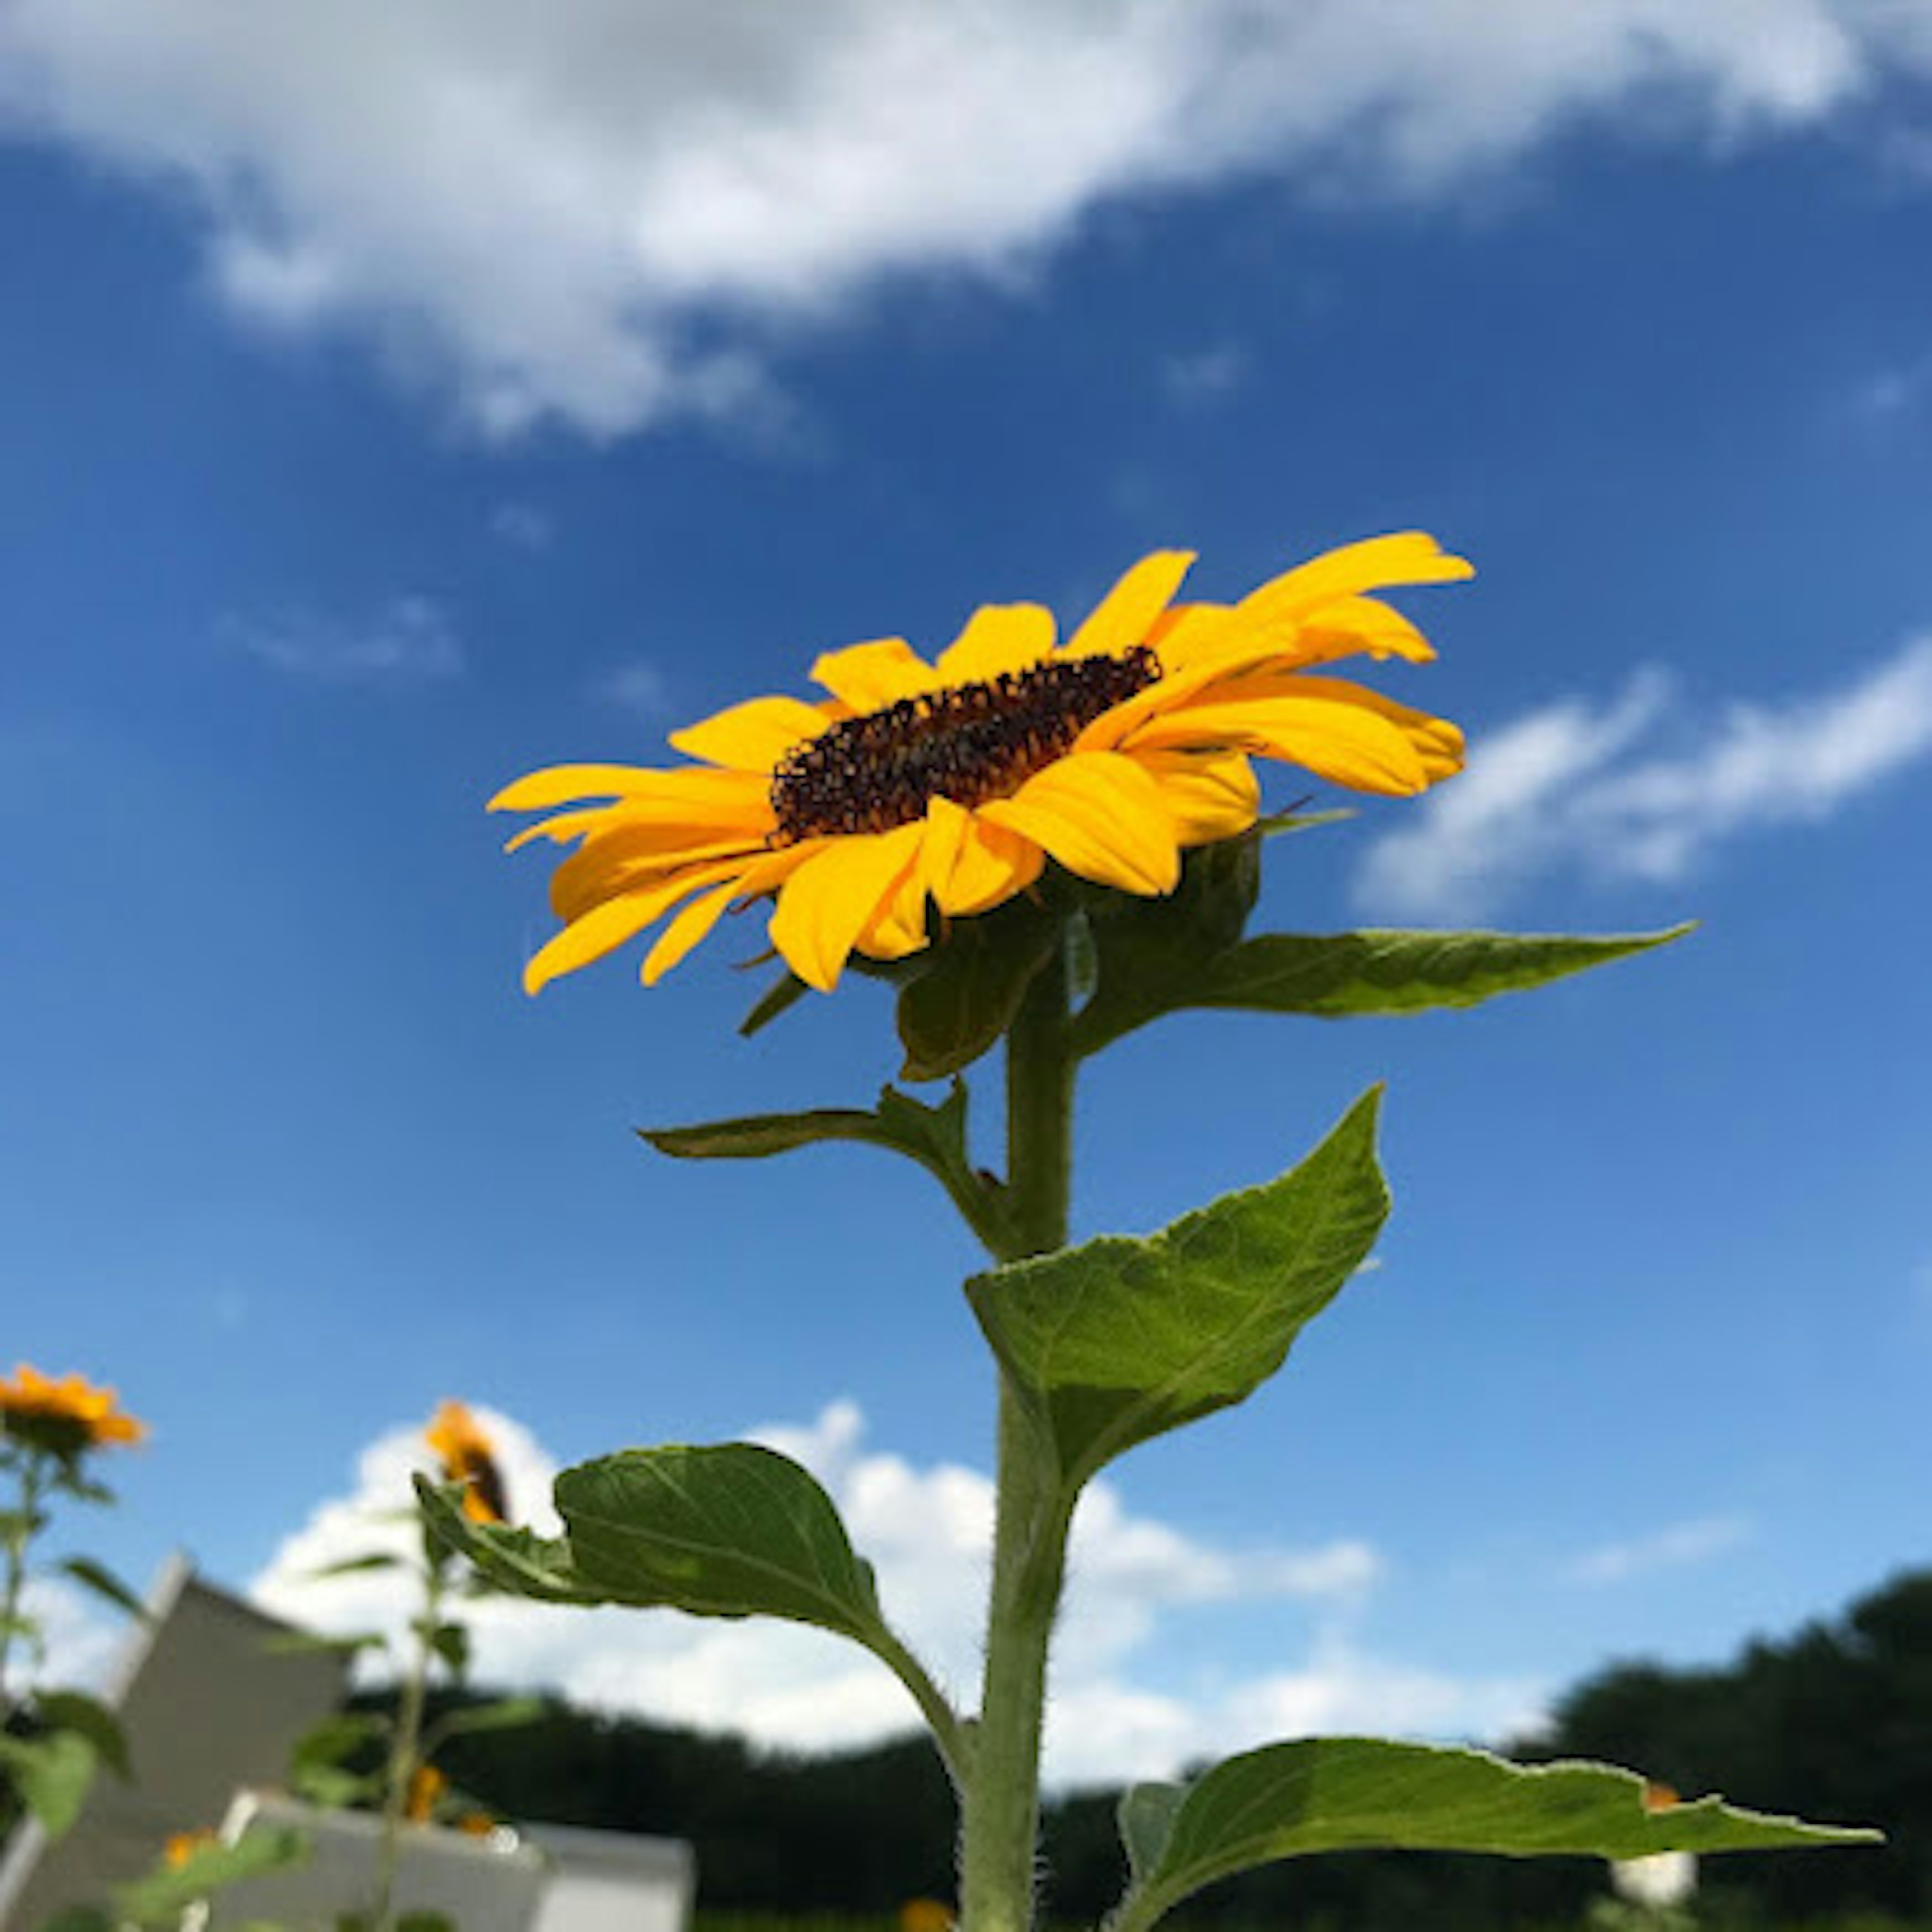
[[424, 1399, 509, 1525], [406, 1762, 447, 1825], [899, 1898, 954, 1932], [0, 1363, 146, 1454], [163, 1829, 217, 1870], [492, 533, 1470, 995]]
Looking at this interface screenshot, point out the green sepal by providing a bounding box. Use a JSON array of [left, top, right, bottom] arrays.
[[643, 1081, 1017, 1257], [1074, 923, 1694, 1056], [58, 1557, 150, 1622], [32, 1691, 132, 1782], [894, 896, 1060, 1082], [113, 1823, 309, 1924], [740, 970, 810, 1038], [0, 1729, 98, 1837], [1068, 831, 1261, 1059], [968, 1088, 1387, 1489], [1111, 1737, 1880, 1932]]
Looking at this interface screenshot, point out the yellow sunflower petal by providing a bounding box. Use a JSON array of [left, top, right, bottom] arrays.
[[811, 637, 940, 710], [942, 817, 1045, 915], [669, 695, 831, 772], [1237, 533, 1473, 628], [525, 857, 752, 994], [1064, 550, 1196, 660], [980, 751, 1180, 896], [857, 859, 933, 962], [552, 832, 770, 922], [489, 763, 767, 813], [935, 603, 1057, 683], [1137, 750, 1261, 846], [768, 823, 926, 992], [505, 807, 615, 853], [1292, 594, 1437, 665], [1132, 677, 1463, 796], [641, 882, 740, 985]]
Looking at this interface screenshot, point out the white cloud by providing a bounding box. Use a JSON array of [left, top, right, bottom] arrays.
[[489, 502, 553, 552], [1355, 635, 1932, 921], [2, 1577, 129, 1700], [2, 4, 1928, 437], [249, 1400, 1535, 1787], [225, 594, 463, 684], [1565, 1514, 1752, 1586]]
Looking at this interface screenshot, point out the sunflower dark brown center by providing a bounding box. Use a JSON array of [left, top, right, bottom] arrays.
[[770, 645, 1161, 842]]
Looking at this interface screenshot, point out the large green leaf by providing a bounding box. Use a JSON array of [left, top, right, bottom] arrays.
[[642, 1081, 1016, 1256], [0, 1730, 98, 1837], [1076, 924, 1692, 1054], [1112, 1737, 1880, 1932], [968, 1089, 1387, 1487], [556, 1444, 888, 1639], [423, 1459, 965, 1775]]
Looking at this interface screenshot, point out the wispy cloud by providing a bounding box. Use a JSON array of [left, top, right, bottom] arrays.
[[251, 1400, 1535, 1787], [594, 661, 668, 719], [225, 595, 463, 686], [1565, 1515, 1752, 1587], [1162, 343, 1250, 407], [2, 5, 1928, 436], [1355, 635, 1932, 921], [489, 502, 554, 552]]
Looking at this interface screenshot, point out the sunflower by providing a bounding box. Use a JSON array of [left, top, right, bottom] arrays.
[[492, 533, 1470, 996], [424, 1399, 509, 1525], [0, 1363, 146, 1455]]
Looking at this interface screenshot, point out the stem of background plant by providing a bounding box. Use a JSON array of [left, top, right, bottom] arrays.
[[0, 1454, 45, 1710], [958, 939, 1078, 1932], [370, 1548, 447, 1932]]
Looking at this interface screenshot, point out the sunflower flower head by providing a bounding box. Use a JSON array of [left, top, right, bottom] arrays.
[[0, 1363, 146, 1457], [492, 533, 1470, 998], [424, 1399, 509, 1525]]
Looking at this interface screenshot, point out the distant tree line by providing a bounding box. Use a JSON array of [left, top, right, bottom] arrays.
[[394, 1565, 1929, 1928]]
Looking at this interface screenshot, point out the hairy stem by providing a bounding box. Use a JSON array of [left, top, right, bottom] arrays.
[[959, 943, 1078, 1932]]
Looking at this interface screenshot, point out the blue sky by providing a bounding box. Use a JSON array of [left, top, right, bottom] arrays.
[[4, 5, 1930, 1786]]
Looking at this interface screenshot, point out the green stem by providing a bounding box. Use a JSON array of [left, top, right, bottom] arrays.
[[371, 1558, 444, 1931], [959, 942, 1078, 1932], [0, 1456, 44, 1710]]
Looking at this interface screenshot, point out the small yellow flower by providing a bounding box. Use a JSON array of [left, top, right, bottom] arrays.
[[406, 1762, 447, 1824], [898, 1899, 953, 1932], [493, 534, 1468, 995], [424, 1399, 509, 1525], [163, 1829, 216, 1869], [0, 1363, 146, 1454]]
